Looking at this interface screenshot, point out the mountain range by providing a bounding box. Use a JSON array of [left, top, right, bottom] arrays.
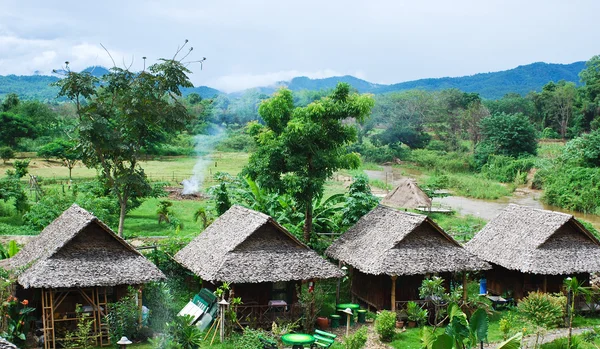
[[0, 61, 586, 101]]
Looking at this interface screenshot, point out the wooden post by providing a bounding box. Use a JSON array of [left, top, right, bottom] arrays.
[[138, 286, 143, 327], [391, 275, 398, 311], [543, 275, 548, 293], [463, 273, 468, 302]]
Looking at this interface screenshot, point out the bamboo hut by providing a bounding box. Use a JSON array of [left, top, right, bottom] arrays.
[[326, 205, 490, 311], [381, 178, 432, 210], [0, 204, 165, 349], [466, 204, 600, 300], [174, 205, 343, 326]]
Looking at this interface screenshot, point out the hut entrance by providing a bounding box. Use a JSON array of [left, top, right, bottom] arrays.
[[41, 287, 110, 349]]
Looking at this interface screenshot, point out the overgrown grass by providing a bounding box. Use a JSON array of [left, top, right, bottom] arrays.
[[370, 179, 394, 191], [427, 212, 487, 242], [423, 173, 513, 200]]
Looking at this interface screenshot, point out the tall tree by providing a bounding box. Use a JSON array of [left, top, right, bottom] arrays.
[[245, 83, 374, 241], [55, 43, 198, 236], [37, 139, 82, 181]]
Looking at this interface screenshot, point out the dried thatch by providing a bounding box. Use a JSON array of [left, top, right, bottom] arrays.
[[381, 178, 431, 209], [174, 205, 343, 283], [326, 205, 489, 275], [2, 204, 165, 289], [466, 204, 600, 275]]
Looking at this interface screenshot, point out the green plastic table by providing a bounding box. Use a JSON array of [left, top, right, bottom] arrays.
[[336, 303, 360, 325], [281, 333, 315, 349]]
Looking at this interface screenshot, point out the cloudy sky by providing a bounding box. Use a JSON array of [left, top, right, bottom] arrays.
[[1, 0, 598, 92]]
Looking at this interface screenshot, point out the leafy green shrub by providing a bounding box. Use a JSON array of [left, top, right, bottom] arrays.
[[216, 131, 255, 152], [445, 173, 513, 200], [343, 325, 368, 349], [144, 282, 176, 332], [543, 166, 600, 214], [426, 140, 449, 151], [541, 127, 561, 139], [406, 301, 428, 326], [234, 327, 276, 349], [106, 287, 141, 344], [518, 291, 565, 329], [375, 310, 396, 342], [0, 295, 35, 347], [64, 305, 95, 349], [561, 130, 600, 167], [409, 149, 472, 173], [0, 147, 14, 164], [481, 155, 535, 183], [348, 142, 408, 163]]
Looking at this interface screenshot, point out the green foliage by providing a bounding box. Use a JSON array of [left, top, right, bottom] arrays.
[[63, 305, 95, 349], [422, 304, 495, 349], [442, 173, 513, 200], [375, 310, 397, 342], [0, 147, 14, 164], [152, 315, 203, 349], [339, 175, 378, 230], [343, 326, 368, 349], [297, 283, 326, 332], [409, 149, 472, 173], [0, 176, 29, 213], [215, 128, 255, 152], [478, 113, 538, 161], [37, 139, 81, 179], [106, 287, 142, 344], [0, 112, 38, 148], [517, 291, 565, 329], [12, 159, 30, 179], [55, 48, 196, 236], [0, 241, 20, 260], [542, 166, 600, 214], [143, 282, 176, 332], [245, 83, 374, 241], [157, 200, 174, 224], [406, 301, 428, 325], [480, 155, 535, 183], [209, 176, 232, 216], [561, 129, 600, 167], [0, 295, 36, 347], [234, 328, 276, 349]]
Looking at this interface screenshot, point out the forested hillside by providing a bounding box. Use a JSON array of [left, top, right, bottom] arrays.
[[0, 61, 586, 101]]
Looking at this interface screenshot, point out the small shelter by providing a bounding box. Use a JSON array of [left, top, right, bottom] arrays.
[[381, 178, 431, 210], [1, 204, 165, 349], [174, 205, 343, 326], [326, 205, 489, 311], [466, 204, 600, 299]]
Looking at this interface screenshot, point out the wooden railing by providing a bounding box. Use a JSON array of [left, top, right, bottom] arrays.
[[235, 303, 302, 328]]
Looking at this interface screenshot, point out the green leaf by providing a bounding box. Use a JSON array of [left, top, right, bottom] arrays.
[[469, 308, 489, 343], [432, 333, 453, 349], [495, 332, 522, 349]]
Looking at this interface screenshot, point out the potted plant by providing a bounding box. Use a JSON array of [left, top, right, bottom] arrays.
[[406, 301, 428, 327]]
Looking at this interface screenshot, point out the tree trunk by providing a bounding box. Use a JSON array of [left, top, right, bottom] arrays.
[[303, 199, 313, 242], [118, 200, 127, 237], [68, 167, 73, 182]]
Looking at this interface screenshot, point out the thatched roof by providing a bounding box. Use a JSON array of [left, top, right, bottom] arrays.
[[2, 204, 165, 289], [466, 204, 600, 275], [174, 205, 343, 283], [326, 205, 490, 276], [381, 179, 431, 209]]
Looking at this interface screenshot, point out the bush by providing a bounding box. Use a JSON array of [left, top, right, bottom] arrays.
[[344, 326, 368, 349], [409, 149, 472, 173], [143, 282, 176, 332], [0, 147, 14, 164], [541, 127, 561, 139], [375, 310, 396, 342], [517, 291, 565, 329], [481, 155, 535, 183], [543, 166, 600, 214], [234, 327, 276, 349], [106, 287, 141, 344]]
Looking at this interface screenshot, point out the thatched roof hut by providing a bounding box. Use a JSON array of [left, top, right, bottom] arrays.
[[326, 205, 489, 310], [326, 205, 489, 276], [175, 205, 343, 284], [2, 204, 165, 289], [381, 178, 431, 209], [466, 204, 600, 275]]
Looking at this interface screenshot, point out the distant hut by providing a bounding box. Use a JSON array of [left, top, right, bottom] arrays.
[[174, 205, 343, 326], [1, 204, 165, 349], [381, 178, 431, 210], [466, 204, 600, 300], [326, 205, 489, 311]]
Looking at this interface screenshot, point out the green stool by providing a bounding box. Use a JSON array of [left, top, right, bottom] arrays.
[[357, 309, 367, 324], [330, 314, 341, 328]]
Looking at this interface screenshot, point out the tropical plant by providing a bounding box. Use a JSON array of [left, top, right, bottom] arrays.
[[0, 241, 19, 260], [0, 147, 14, 164], [517, 291, 565, 348], [565, 277, 590, 349], [297, 283, 326, 332], [422, 304, 522, 349], [234, 327, 276, 349], [106, 287, 141, 344], [0, 296, 36, 347], [157, 200, 173, 224], [63, 304, 95, 349], [339, 174, 379, 230], [406, 301, 428, 326], [375, 310, 396, 342]]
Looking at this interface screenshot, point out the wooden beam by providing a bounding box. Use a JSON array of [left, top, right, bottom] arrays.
[[391, 275, 398, 311], [543, 275, 548, 293], [463, 273, 468, 302]]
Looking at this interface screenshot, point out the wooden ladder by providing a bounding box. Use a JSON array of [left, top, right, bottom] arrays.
[[41, 288, 55, 349], [95, 287, 111, 347]]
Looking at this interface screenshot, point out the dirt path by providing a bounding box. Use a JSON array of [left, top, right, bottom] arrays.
[[483, 327, 592, 349], [364, 323, 394, 349]]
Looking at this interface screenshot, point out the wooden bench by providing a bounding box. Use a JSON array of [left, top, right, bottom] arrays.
[[312, 329, 337, 348]]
